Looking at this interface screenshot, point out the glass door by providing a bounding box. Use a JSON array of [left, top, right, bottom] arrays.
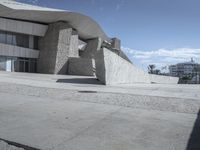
[[0, 57, 6, 71], [6, 59, 12, 72]]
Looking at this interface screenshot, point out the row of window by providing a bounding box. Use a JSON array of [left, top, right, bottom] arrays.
[[0, 30, 39, 49]]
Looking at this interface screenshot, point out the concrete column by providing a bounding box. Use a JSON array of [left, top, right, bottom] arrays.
[[67, 37, 101, 76], [81, 38, 102, 59], [38, 22, 78, 74]]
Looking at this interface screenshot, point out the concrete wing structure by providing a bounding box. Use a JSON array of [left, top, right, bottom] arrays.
[[0, 0, 109, 41], [0, 0, 178, 84]]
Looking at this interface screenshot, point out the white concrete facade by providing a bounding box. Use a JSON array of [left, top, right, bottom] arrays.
[[0, 17, 48, 37]]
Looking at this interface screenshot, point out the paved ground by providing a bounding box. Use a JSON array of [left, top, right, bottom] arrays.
[[0, 71, 200, 150], [0, 140, 24, 150]]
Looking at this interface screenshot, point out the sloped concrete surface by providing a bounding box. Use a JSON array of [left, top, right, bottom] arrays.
[[95, 48, 178, 85], [0, 140, 24, 150], [0, 72, 199, 150]]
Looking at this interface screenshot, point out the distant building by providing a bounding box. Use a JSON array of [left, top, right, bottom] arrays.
[[169, 58, 200, 84], [169, 58, 200, 77]]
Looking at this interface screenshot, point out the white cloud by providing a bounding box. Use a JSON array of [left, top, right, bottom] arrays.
[[115, 0, 125, 11], [30, 0, 38, 4], [122, 47, 200, 72], [17, 0, 38, 5]]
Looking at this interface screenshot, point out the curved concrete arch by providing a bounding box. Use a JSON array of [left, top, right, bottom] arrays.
[[0, 0, 110, 41]]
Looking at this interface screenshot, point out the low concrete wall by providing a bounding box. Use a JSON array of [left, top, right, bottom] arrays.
[[149, 74, 179, 84], [68, 57, 94, 76], [95, 48, 178, 85]]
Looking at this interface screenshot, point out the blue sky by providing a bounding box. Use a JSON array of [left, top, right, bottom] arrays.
[[17, 0, 200, 71]]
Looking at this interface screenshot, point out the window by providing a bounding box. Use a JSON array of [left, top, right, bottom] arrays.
[[0, 30, 38, 49], [0, 31, 6, 43], [34, 36, 39, 49], [6, 32, 13, 45], [15, 33, 29, 48]]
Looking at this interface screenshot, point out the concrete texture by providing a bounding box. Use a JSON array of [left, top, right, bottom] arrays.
[[95, 48, 178, 85], [38, 22, 78, 74], [149, 74, 179, 84], [95, 48, 150, 85], [0, 140, 24, 150], [81, 38, 102, 59], [0, 71, 199, 100], [0, 72, 199, 150], [68, 57, 94, 76]]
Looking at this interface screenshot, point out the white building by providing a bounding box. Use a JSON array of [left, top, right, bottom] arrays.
[[169, 58, 200, 78]]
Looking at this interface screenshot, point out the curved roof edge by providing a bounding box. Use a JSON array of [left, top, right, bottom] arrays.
[[0, 0, 110, 41]]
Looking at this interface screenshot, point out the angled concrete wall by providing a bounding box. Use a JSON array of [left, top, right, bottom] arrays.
[[95, 48, 178, 85], [38, 22, 78, 74], [95, 48, 150, 85]]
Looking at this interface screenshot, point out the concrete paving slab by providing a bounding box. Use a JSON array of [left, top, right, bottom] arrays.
[[0, 71, 199, 100], [0, 92, 120, 149], [0, 71, 199, 150], [0, 140, 25, 150], [0, 92, 198, 150]]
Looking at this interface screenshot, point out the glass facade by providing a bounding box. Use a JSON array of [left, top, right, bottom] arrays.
[[14, 58, 37, 73], [0, 30, 39, 73], [0, 57, 6, 71], [0, 56, 37, 73], [0, 30, 39, 49]]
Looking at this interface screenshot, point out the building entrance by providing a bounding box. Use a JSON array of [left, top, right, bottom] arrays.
[[0, 56, 37, 73], [15, 58, 37, 73]]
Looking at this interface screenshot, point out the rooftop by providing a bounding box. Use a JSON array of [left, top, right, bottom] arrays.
[[0, 0, 109, 41]]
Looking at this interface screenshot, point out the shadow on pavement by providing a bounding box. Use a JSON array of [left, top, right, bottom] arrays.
[[186, 110, 200, 150], [0, 138, 40, 150], [56, 78, 103, 85]]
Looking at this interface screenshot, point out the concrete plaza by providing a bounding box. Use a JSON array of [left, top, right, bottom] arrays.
[[0, 71, 199, 150]]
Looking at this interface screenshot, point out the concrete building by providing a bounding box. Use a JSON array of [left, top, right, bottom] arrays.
[[169, 58, 200, 78], [169, 58, 200, 84], [0, 0, 178, 85]]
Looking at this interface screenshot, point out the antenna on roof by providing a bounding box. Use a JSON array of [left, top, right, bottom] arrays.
[[191, 57, 194, 62]]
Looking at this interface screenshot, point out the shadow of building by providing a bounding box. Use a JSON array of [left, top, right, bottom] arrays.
[[186, 110, 200, 150], [56, 78, 103, 85]]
